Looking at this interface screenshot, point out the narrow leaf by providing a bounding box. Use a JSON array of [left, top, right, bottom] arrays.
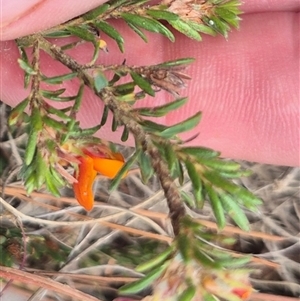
[[119, 264, 166, 294], [42, 72, 77, 84], [35, 151, 47, 189], [180, 146, 220, 159], [205, 184, 226, 229], [200, 159, 241, 172], [41, 88, 66, 98], [135, 97, 187, 117], [146, 9, 179, 21], [204, 170, 262, 209], [138, 151, 154, 184], [45, 170, 61, 197], [156, 57, 195, 68], [121, 126, 129, 142], [121, 13, 175, 42], [130, 71, 155, 96], [141, 120, 168, 132], [126, 22, 148, 42], [219, 193, 249, 231], [8, 98, 29, 126], [160, 112, 202, 138], [136, 246, 173, 273], [164, 143, 178, 176], [24, 130, 37, 166], [100, 106, 109, 126], [168, 19, 201, 41], [193, 247, 221, 268], [95, 20, 124, 52], [178, 285, 196, 301], [109, 150, 140, 191], [185, 160, 203, 207], [83, 3, 110, 20], [67, 26, 96, 42], [17, 59, 37, 75]]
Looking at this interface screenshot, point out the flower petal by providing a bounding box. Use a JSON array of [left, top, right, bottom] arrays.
[[73, 156, 97, 211]]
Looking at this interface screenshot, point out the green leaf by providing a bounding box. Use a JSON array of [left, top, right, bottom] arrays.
[[35, 151, 47, 189], [31, 107, 43, 131], [203, 16, 230, 38], [95, 20, 124, 52], [186, 22, 216, 36], [219, 193, 249, 231], [45, 170, 61, 197], [204, 170, 262, 210], [130, 71, 155, 96], [203, 293, 218, 301], [17, 58, 37, 75], [168, 19, 201, 41], [18, 47, 31, 88], [159, 112, 202, 138], [43, 95, 77, 102], [67, 26, 96, 42], [135, 97, 187, 117], [68, 124, 101, 138], [126, 22, 148, 42], [200, 159, 241, 172], [111, 115, 118, 132], [141, 120, 168, 133], [94, 71, 109, 92], [24, 171, 37, 195], [156, 57, 195, 68], [181, 191, 196, 208], [163, 143, 178, 177], [49, 167, 66, 187], [177, 234, 191, 262], [185, 160, 203, 207], [43, 116, 65, 131], [180, 146, 220, 159], [121, 126, 129, 142], [136, 246, 173, 273], [47, 106, 72, 121], [146, 9, 179, 21], [24, 131, 37, 166], [138, 151, 154, 184], [41, 88, 66, 98], [119, 264, 166, 294], [216, 7, 240, 28], [219, 255, 251, 268], [114, 82, 135, 95], [121, 13, 175, 42], [178, 285, 196, 301], [205, 184, 226, 229], [100, 106, 109, 126], [83, 3, 110, 20], [192, 247, 221, 268], [43, 30, 71, 38], [42, 72, 78, 84], [8, 97, 29, 126], [71, 82, 85, 113], [109, 150, 140, 192]]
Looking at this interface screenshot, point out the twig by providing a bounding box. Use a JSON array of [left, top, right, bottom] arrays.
[[0, 266, 103, 301]]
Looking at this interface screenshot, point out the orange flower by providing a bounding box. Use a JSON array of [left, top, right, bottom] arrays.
[[73, 147, 126, 211]]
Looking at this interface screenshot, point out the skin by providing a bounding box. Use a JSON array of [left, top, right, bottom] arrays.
[[0, 0, 299, 166]]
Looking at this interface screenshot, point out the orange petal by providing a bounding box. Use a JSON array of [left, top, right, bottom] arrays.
[[73, 156, 97, 211], [92, 157, 126, 179]]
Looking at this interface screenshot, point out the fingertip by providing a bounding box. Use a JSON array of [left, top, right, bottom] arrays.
[[0, 0, 107, 40]]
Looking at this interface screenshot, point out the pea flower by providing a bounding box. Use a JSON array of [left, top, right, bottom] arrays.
[[72, 145, 126, 211]]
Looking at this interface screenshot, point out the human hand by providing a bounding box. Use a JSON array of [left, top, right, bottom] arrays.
[[0, 0, 299, 166]]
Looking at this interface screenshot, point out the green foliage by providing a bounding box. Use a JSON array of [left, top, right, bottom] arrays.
[[10, 1, 259, 300]]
